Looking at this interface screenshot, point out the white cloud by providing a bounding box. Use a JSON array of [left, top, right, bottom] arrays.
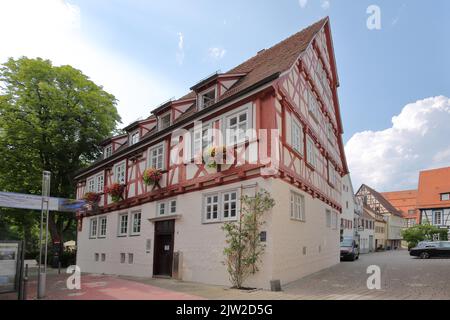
[[298, 0, 308, 8], [208, 47, 226, 60], [0, 0, 178, 126], [345, 96, 450, 191], [321, 0, 330, 10], [176, 32, 185, 65]]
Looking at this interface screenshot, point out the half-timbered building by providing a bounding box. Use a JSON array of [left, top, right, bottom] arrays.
[[356, 184, 404, 250], [417, 167, 450, 235], [74, 17, 349, 289]]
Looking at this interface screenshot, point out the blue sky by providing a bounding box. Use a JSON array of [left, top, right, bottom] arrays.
[[0, 0, 449, 191], [68, 0, 449, 141]]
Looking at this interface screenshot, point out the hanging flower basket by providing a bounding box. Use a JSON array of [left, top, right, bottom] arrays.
[[143, 168, 163, 186], [105, 183, 126, 203], [83, 192, 101, 204], [204, 145, 227, 169]]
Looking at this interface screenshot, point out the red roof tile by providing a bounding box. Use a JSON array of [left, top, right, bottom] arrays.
[[417, 166, 450, 209]]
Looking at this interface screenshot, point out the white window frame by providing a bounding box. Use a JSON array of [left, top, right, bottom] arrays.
[[130, 130, 140, 145], [326, 209, 332, 228], [87, 177, 96, 193], [441, 193, 450, 201], [291, 117, 304, 156], [96, 173, 104, 193], [290, 191, 306, 222], [118, 213, 129, 236], [198, 87, 217, 109], [159, 112, 171, 130], [98, 216, 107, 238], [104, 145, 113, 159], [222, 191, 238, 221], [204, 193, 220, 223], [308, 89, 320, 122], [156, 199, 177, 216], [89, 218, 98, 238], [131, 211, 142, 235], [148, 142, 165, 170], [306, 136, 316, 168], [114, 161, 126, 184], [191, 122, 213, 158], [226, 109, 249, 146], [433, 211, 442, 226]]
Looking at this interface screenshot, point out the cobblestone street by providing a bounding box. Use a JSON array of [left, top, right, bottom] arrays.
[[283, 250, 450, 300]]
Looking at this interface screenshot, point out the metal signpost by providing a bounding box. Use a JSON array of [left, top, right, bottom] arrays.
[[37, 171, 51, 299]]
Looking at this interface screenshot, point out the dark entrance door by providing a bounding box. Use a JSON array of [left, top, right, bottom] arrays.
[[153, 220, 175, 277]]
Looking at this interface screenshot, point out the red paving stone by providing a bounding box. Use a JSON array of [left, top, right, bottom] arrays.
[[21, 274, 204, 300]]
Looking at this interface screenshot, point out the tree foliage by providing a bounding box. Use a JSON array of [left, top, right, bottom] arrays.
[[0, 57, 120, 256], [222, 189, 275, 289], [401, 223, 449, 249]]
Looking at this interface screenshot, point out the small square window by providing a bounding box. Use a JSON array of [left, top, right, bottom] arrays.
[[441, 193, 450, 201], [130, 131, 140, 145], [200, 89, 216, 109]]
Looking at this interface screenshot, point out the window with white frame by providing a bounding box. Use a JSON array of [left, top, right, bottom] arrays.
[[326, 209, 331, 228], [291, 118, 304, 155], [226, 110, 248, 145], [222, 191, 238, 220], [192, 124, 212, 157], [130, 131, 140, 145], [199, 88, 216, 109], [118, 213, 128, 236], [96, 173, 104, 193], [308, 89, 320, 121], [290, 192, 305, 221], [434, 211, 442, 225], [114, 161, 126, 184], [204, 194, 220, 222], [104, 145, 113, 159], [99, 216, 107, 237], [131, 211, 141, 235], [89, 218, 98, 238], [306, 136, 316, 168], [156, 199, 177, 216], [441, 193, 450, 201], [160, 113, 171, 130], [87, 178, 95, 192], [149, 143, 165, 170]]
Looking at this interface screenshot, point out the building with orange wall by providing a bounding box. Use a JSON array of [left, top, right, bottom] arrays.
[[381, 190, 418, 228]]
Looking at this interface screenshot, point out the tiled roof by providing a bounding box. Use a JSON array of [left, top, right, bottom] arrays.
[[361, 184, 403, 217], [381, 190, 418, 218], [417, 166, 450, 209], [173, 17, 328, 105]]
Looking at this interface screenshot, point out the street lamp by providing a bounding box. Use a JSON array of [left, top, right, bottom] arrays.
[[37, 171, 51, 299]]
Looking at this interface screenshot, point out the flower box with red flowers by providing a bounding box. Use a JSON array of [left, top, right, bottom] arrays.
[[105, 183, 126, 203], [83, 192, 101, 204], [142, 168, 163, 186]]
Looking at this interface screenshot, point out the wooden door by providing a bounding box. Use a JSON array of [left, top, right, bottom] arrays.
[[153, 220, 175, 277]]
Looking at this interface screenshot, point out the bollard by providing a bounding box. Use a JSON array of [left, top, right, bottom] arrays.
[[58, 261, 61, 275], [22, 264, 28, 300]]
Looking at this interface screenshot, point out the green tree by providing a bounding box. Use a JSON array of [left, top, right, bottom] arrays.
[[222, 189, 275, 289], [402, 223, 448, 249], [0, 57, 120, 258]]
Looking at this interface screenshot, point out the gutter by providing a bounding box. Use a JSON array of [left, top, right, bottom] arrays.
[[74, 72, 280, 180]]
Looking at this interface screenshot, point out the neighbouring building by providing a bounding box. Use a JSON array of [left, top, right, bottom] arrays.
[[74, 17, 349, 290], [356, 185, 404, 250], [417, 167, 450, 236], [382, 190, 419, 228], [341, 174, 357, 242], [357, 206, 375, 253], [364, 205, 387, 251]]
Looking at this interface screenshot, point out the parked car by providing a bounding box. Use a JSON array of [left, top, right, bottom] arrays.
[[340, 239, 360, 261], [410, 241, 450, 259]]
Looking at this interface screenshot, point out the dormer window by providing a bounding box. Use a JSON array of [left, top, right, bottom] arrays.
[[159, 113, 171, 130], [104, 145, 112, 159], [199, 87, 216, 109], [441, 193, 450, 201], [130, 131, 140, 145]]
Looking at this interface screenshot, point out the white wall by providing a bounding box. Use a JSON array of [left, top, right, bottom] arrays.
[[341, 174, 356, 240]]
